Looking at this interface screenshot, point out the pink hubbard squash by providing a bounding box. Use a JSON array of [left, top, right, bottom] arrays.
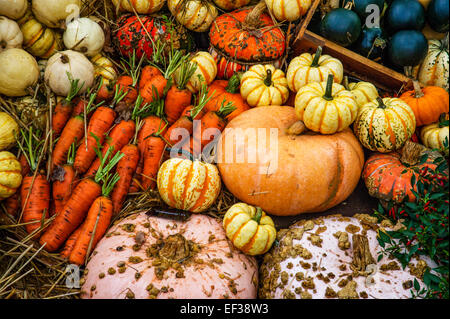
[[80, 213, 258, 299], [216, 106, 364, 216]]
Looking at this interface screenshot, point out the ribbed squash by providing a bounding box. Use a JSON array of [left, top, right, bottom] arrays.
[[347, 80, 379, 109], [399, 81, 449, 127], [295, 74, 358, 134], [420, 113, 449, 156], [213, 0, 251, 10], [0, 16, 23, 52], [111, 0, 166, 14], [168, 0, 218, 32], [265, 0, 312, 22], [353, 97, 416, 152], [91, 53, 117, 83], [185, 51, 217, 93], [0, 151, 22, 200], [157, 158, 221, 213], [286, 46, 343, 92], [223, 203, 276, 256], [240, 64, 289, 107]]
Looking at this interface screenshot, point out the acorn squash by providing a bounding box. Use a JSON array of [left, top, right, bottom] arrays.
[[355, 26, 387, 61], [426, 0, 449, 33], [320, 8, 362, 47], [386, 0, 425, 32], [342, 0, 385, 21], [387, 30, 428, 66]]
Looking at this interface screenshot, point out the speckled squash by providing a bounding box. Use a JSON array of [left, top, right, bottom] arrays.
[[286, 47, 343, 92], [347, 81, 379, 109], [353, 97, 416, 152], [240, 64, 289, 107], [111, 0, 166, 14], [167, 0, 218, 32], [259, 214, 437, 299], [223, 203, 276, 256], [81, 213, 258, 299], [157, 158, 221, 213], [265, 0, 312, 22], [294, 74, 358, 134], [209, 2, 286, 79], [0, 151, 22, 200], [420, 113, 449, 156], [212, 0, 251, 10], [399, 81, 449, 127], [185, 51, 217, 93]]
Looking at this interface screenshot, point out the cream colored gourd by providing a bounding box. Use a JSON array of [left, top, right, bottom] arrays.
[[347, 80, 379, 109], [265, 0, 312, 22], [32, 0, 81, 28], [111, 0, 166, 14], [45, 50, 94, 96], [420, 113, 449, 156], [185, 51, 217, 93], [286, 46, 343, 92], [240, 64, 289, 107], [213, 0, 251, 10], [168, 0, 218, 32], [0, 0, 28, 20], [223, 203, 276, 256], [63, 17, 105, 57], [0, 48, 39, 97], [295, 74, 358, 134], [0, 112, 19, 151], [0, 16, 23, 52], [0, 151, 22, 200]]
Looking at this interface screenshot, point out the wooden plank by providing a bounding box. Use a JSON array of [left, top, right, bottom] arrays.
[[293, 0, 322, 42]]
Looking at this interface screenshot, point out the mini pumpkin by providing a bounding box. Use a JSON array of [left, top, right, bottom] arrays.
[[420, 113, 449, 156], [0, 16, 23, 52], [213, 0, 251, 10], [168, 0, 218, 32], [294, 74, 358, 134], [0, 0, 28, 20], [63, 17, 105, 57], [157, 158, 221, 213], [223, 203, 276, 256], [185, 51, 217, 93], [240, 64, 289, 107], [0, 151, 22, 200], [346, 79, 379, 109], [265, 0, 312, 22], [353, 97, 416, 153], [91, 53, 118, 83], [286, 46, 343, 92], [111, 0, 166, 14], [31, 0, 81, 28], [0, 112, 19, 151], [399, 81, 449, 127]]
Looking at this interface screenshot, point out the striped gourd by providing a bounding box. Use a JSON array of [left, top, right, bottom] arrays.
[[223, 203, 276, 256], [265, 0, 312, 22], [168, 0, 218, 32], [420, 113, 449, 156], [157, 158, 221, 213], [0, 151, 23, 200], [348, 81, 379, 109], [353, 97, 416, 153], [91, 53, 118, 83], [111, 0, 165, 14]]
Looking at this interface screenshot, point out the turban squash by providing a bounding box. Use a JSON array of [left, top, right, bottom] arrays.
[[217, 106, 364, 216], [0, 151, 22, 200], [209, 1, 286, 79]]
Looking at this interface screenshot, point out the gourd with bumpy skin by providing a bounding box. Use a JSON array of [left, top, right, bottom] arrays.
[[157, 158, 221, 213], [0, 16, 23, 52], [240, 64, 289, 107], [167, 0, 218, 32], [0, 0, 28, 20], [111, 0, 166, 14], [0, 112, 19, 151], [265, 0, 312, 22], [295, 74, 358, 134], [353, 97, 416, 153], [286, 46, 343, 92], [0, 48, 39, 97], [0, 151, 22, 200], [223, 203, 276, 256], [32, 0, 81, 28], [420, 113, 449, 156], [63, 17, 105, 57], [185, 51, 217, 93]]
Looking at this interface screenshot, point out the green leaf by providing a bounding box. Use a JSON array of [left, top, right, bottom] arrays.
[[414, 278, 420, 291]]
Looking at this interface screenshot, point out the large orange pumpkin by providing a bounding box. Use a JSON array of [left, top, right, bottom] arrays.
[[399, 81, 449, 127], [216, 106, 364, 216]]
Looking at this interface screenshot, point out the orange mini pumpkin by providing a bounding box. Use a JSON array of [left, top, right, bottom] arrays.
[[399, 81, 449, 127]]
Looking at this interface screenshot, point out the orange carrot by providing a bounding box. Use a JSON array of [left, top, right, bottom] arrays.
[[52, 75, 83, 135], [19, 153, 30, 176], [96, 80, 115, 103], [3, 192, 20, 218], [52, 143, 76, 216], [115, 52, 144, 106], [129, 158, 143, 194], [141, 133, 166, 190], [51, 116, 84, 170], [21, 173, 50, 237], [139, 65, 162, 90], [71, 97, 88, 117], [60, 227, 82, 259]]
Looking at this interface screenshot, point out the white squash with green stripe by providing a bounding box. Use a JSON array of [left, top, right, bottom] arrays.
[[167, 0, 218, 32]]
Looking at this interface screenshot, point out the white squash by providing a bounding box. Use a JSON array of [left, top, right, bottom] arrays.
[[44, 50, 94, 96], [265, 0, 312, 22], [63, 17, 105, 57], [0, 0, 28, 20], [111, 0, 166, 14], [0, 112, 19, 150], [185, 51, 217, 93], [0, 48, 39, 97], [32, 0, 81, 28], [0, 16, 23, 52], [167, 0, 218, 32]]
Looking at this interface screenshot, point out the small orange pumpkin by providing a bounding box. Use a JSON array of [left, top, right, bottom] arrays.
[[399, 81, 449, 127]]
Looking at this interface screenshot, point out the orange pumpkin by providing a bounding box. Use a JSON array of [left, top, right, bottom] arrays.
[[217, 106, 364, 216], [399, 81, 449, 127]]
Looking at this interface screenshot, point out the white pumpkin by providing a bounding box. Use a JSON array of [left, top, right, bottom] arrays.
[[0, 16, 23, 52], [0, 0, 28, 20], [32, 0, 81, 28], [185, 51, 217, 93], [0, 48, 39, 97], [265, 0, 312, 22], [63, 17, 105, 57], [44, 50, 94, 96], [111, 0, 166, 14], [167, 0, 218, 32]]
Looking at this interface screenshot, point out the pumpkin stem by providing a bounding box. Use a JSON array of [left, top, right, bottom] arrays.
[[412, 80, 424, 99], [376, 97, 386, 109], [343, 1, 354, 10], [342, 75, 350, 90], [225, 73, 242, 94], [60, 54, 70, 64], [264, 68, 273, 87], [400, 141, 425, 166], [253, 207, 263, 224], [310, 46, 323, 67], [322, 74, 334, 101], [243, 1, 266, 29], [286, 120, 307, 135]]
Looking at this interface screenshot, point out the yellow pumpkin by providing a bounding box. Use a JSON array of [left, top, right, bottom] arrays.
[[240, 64, 289, 107], [347, 80, 379, 109], [167, 0, 218, 32], [353, 97, 416, 153], [185, 51, 217, 93], [223, 203, 276, 256], [0, 151, 22, 200], [213, 0, 250, 10], [286, 46, 343, 92], [420, 113, 449, 156], [17, 9, 62, 59], [91, 53, 118, 82], [294, 74, 358, 134], [265, 0, 312, 22], [112, 0, 166, 14], [157, 158, 221, 213], [0, 112, 19, 151]]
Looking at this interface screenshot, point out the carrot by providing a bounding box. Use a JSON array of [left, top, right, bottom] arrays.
[[111, 144, 140, 214], [71, 97, 87, 117], [3, 192, 20, 218], [19, 153, 30, 176], [60, 227, 82, 259], [40, 146, 123, 252], [116, 51, 144, 106], [139, 65, 162, 90], [180, 104, 208, 120], [96, 79, 115, 103], [141, 132, 166, 190], [52, 143, 76, 216], [129, 158, 143, 194], [52, 74, 84, 135]]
